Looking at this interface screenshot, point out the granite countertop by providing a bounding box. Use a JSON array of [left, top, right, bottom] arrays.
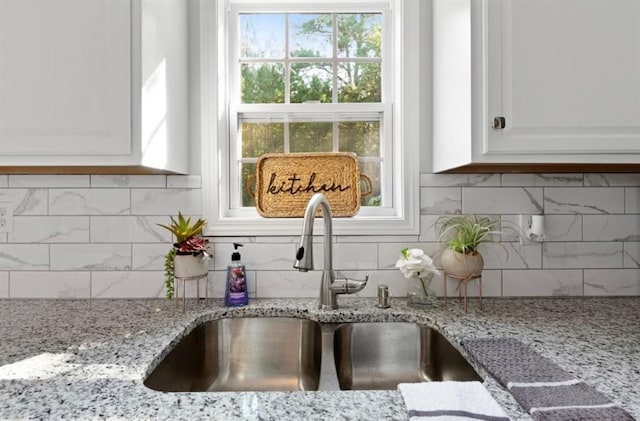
[[0, 297, 638, 420]]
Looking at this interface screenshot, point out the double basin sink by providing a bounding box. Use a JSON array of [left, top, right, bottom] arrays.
[[144, 317, 480, 392]]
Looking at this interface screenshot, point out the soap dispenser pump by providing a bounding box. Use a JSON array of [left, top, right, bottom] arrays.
[[225, 243, 248, 307]]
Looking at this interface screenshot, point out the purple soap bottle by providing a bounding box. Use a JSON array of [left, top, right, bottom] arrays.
[[225, 243, 248, 307]]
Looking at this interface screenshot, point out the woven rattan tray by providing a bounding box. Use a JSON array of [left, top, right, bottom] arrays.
[[253, 152, 369, 218]]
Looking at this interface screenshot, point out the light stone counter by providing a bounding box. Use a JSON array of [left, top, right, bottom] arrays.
[[0, 297, 638, 420]]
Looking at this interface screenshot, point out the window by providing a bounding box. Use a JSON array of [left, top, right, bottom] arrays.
[[232, 8, 389, 211], [201, 0, 420, 236]]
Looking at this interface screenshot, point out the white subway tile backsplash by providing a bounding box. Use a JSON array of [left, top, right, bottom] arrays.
[[10, 271, 90, 298], [474, 270, 502, 297], [9, 175, 90, 188], [420, 187, 461, 215], [501, 173, 583, 187], [502, 269, 582, 296], [133, 216, 174, 243], [172, 276, 217, 301], [0, 171, 638, 299], [0, 272, 8, 297], [90, 216, 171, 243], [419, 215, 441, 242], [584, 173, 640, 187], [543, 242, 623, 269], [213, 242, 294, 271], [9, 216, 89, 243], [307, 242, 379, 271], [167, 175, 202, 188], [481, 242, 542, 269], [337, 235, 420, 244], [132, 244, 171, 271], [544, 187, 624, 214], [206, 271, 226, 298], [91, 271, 164, 298], [90, 216, 135, 243], [420, 174, 501, 187], [90, 175, 166, 188], [51, 244, 131, 271], [333, 243, 378, 270], [0, 245, 49, 270], [584, 269, 640, 296], [131, 189, 202, 216], [441, 270, 501, 298], [499, 215, 523, 242], [625, 187, 640, 214], [254, 236, 299, 244], [0, 189, 48, 215], [440, 270, 502, 298], [544, 215, 583, 242], [623, 242, 640, 268], [375, 243, 402, 271], [209, 236, 256, 244], [256, 270, 319, 298], [583, 215, 640, 241], [462, 188, 543, 214], [49, 189, 130, 215]]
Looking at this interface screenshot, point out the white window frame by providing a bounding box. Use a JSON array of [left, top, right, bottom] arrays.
[[200, 0, 420, 236]]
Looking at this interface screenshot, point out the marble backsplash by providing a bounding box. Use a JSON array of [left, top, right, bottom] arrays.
[[0, 173, 639, 299]]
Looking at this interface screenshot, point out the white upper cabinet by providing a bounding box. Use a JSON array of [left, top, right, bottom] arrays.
[[0, 0, 188, 173], [433, 0, 640, 172]]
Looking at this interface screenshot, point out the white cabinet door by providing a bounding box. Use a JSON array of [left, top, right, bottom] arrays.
[[0, 0, 130, 156], [486, 0, 640, 156], [433, 0, 640, 172]]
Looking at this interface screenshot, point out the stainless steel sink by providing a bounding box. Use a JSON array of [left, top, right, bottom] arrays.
[[144, 317, 322, 392], [144, 318, 479, 393], [333, 322, 481, 390]]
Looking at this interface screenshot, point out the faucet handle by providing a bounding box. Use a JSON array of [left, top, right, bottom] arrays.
[[355, 273, 369, 288], [330, 275, 369, 295]]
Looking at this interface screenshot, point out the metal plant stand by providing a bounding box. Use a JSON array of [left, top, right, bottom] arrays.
[[443, 272, 482, 314], [174, 274, 209, 312]]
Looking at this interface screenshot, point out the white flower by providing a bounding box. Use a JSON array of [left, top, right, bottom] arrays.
[[395, 248, 439, 279]]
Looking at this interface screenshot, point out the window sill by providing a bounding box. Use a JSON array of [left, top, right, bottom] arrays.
[[203, 213, 419, 237]]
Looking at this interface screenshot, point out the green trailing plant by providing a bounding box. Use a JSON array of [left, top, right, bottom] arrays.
[[157, 212, 209, 299], [436, 215, 501, 255], [163, 248, 176, 299]]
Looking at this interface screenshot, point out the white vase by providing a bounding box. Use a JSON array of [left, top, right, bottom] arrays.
[[440, 248, 484, 279], [174, 252, 211, 278]]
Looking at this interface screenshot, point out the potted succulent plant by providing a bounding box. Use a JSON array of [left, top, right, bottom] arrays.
[[158, 212, 211, 298], [436, 215, 500, 279]]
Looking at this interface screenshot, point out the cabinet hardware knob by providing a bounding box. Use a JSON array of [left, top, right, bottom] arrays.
[[492, 116, 506, 129]]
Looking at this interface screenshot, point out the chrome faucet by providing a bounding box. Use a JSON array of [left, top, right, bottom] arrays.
[[293, 193, 368, 310]]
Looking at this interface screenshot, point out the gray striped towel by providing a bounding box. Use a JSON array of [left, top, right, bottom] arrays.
[[461, 338, 634, 421]]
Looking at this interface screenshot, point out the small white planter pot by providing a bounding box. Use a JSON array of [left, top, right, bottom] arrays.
[[174, 252, 212, 278], [440, 248, 484, 279]]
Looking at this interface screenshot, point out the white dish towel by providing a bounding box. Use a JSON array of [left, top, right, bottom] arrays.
[[398, 381, 511, 421]]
